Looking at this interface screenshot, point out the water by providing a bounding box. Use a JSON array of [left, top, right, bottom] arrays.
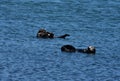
[[0, 0, 120, 81]]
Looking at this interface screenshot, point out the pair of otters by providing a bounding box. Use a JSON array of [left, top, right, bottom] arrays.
[[37, 29, 96, 54]]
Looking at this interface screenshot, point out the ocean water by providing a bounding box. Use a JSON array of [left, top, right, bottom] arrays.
[[0, 0, 120, 81]]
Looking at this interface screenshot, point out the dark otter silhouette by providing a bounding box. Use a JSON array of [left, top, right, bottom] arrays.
[[61, 45, 96, 54], [61, 45, 76, 52], [57, 34, 70, 39], [37, 29, 70, 39]]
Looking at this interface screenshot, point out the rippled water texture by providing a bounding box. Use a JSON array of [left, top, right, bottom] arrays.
[[0, 0, 120, 81]]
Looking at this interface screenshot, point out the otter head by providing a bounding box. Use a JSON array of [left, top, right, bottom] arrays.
[[38, 29, 46, 33], [87, 46, 96, 54], [37, 29, 47, 38]]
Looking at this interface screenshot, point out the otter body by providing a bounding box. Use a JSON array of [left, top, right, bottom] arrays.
[[61, 45, 76, 52], [61, 45, 96, 54], [37, 29, 70, 39]]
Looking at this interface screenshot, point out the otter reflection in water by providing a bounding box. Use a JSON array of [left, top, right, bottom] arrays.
[[61, 45, 96, 54], [37, 29, 70, 39]]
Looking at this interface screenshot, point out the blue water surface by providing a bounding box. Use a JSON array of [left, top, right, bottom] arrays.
[[0, 0, 120, 81]]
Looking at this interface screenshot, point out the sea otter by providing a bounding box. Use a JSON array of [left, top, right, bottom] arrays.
[[61, 45, 96, 54], [37, 29, 70, 39], [61, 45, 76, 52]]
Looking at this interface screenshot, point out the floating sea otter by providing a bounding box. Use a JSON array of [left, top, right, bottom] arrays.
[[61, 45, 96, 54], [37, 29, 70, 39]]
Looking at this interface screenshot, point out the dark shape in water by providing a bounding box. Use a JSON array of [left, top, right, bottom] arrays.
[[61, 45, 96, 54], [37, 29, 70, 39], [61, 45, 76, 52]]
